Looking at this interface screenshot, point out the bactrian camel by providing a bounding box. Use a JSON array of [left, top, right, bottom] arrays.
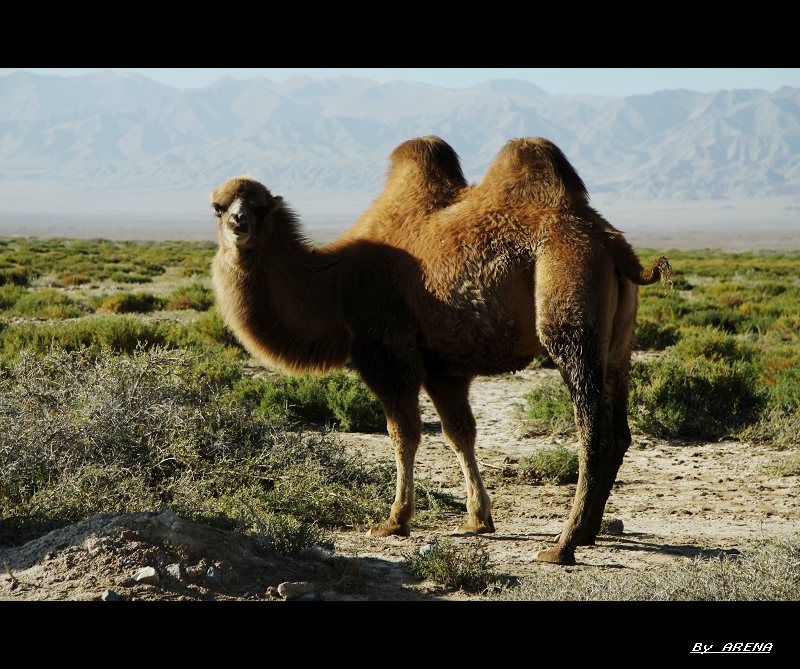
[[210, 136, 671, 565]]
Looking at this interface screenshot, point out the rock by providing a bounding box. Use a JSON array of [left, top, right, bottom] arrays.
[[419, 543, 434, 557], [166, 563, 183, 580], [300, 546, 336, 563], [101, 589, 122, 601], [603, 518, 625, 535], [132, 567, 159, 586], [276, 581, 316, 600], [266, 586, 282, 600], [205, 566, 222, 586]]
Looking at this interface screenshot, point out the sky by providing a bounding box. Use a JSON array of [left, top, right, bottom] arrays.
[[2, 68, 798, 97]]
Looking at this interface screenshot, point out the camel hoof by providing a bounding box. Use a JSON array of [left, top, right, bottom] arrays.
[[367, 522, 410, 538], [537, 546, 576, 566], [455, 516, 495, 534]]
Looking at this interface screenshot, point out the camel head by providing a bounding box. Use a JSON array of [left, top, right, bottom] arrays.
[[210, 176, 282, 250]]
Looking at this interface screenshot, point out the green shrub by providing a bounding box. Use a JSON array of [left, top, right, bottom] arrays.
[[6, 288, 85, 319], [406, 539, 497, 592], [0, 268, 31, 286], [0, 348, 394, 545], [97, 291, 165, 314], [0, 316, 182, 359], [59, 274, 92, 286], [634, 319, 680, 350], [193, 307, 243, 349], [672, 327, 756, 362], [741, 409, 800, 449], [248, 511, 332, 557], [110, 272, 151, 284], [166, 283, 214, 311], [522, 381, 574, 436], [324, 373, 386, 432], [0, 285, 26, 310], [682, 308, 745, 334], [229, 371, 385, 433], [629, 354, 766, 440], [518, 446, 579, 484]]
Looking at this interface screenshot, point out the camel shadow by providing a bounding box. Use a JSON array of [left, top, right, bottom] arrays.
[[595, 536, 742, 560]]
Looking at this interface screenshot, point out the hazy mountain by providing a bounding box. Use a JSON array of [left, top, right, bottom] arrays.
[[0, 72, 797, 219]]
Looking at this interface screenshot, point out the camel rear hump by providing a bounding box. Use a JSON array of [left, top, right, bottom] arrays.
[[480, 137, 589, 209]]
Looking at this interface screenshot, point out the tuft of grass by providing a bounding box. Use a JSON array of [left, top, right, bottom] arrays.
[[768, 452, 800, 477], [165, 283, 214, 311], [96, 291, 165, 314], [522, 381, 574, 436], [494, 537, 800, 600], [518, 446, 579, 485], [405, 539, 497, 592], [245, 509, 333, 557]]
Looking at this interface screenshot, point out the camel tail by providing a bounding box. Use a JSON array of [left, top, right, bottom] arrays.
[[607, 234, 672, 287]]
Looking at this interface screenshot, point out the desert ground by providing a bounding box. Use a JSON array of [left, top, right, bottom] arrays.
[[2, 359, 796, 603]]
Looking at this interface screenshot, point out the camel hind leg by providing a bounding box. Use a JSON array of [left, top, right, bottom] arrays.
[[574, 276, 638, 545], [424, 373, 494, 534], [534, 255, 619, 565]]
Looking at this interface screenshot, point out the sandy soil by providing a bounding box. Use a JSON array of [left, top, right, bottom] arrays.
[[1, 358, 796, 602]]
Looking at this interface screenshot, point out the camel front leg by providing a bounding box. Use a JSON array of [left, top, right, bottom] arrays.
[[424, 373, 494, 534], [368, 394, 422, 537]]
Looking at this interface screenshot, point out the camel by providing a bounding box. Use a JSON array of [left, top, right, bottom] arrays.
[[210, 136, 671, 566]]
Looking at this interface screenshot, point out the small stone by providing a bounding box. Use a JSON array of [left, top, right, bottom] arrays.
[[276, 581, 315, 600], [132, 567, 159, 586], [101, 589, 122, 601], [166, 563, 183, 580], [206, 566, 222, 586], [603, 518, 625, 535], [419, 543, 434, 557]]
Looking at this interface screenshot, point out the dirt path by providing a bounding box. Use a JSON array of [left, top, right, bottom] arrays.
[[2, 362, 796, 601]]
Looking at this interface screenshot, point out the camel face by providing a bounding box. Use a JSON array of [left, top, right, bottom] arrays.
[[210, 176, 276, 250]]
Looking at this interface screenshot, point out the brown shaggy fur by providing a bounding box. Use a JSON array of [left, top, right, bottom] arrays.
[[210, 136, 671, 566]]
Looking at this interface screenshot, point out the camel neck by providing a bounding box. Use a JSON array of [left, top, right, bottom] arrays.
[[213, 223, 350, 373]]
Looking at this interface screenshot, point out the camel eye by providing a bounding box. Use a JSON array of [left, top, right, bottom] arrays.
[[213, 204, 225, 216]]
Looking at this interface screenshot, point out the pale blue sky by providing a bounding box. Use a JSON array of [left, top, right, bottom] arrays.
[[2, 68, 798, 96]]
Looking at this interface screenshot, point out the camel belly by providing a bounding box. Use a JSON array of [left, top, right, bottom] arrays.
[[420, 270, 544, 375]]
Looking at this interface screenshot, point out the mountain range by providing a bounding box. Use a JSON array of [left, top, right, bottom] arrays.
[[0, 72, 798, 219]]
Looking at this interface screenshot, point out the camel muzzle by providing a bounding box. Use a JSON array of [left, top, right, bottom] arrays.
[[227, 220, 251, 237]]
